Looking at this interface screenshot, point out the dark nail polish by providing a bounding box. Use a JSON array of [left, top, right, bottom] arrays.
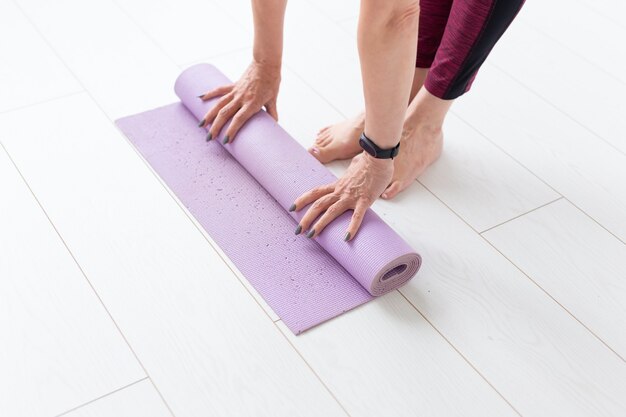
[[223, 136, 229, 144], [344, 232, 351, 241], [306, 230, 315, 238], [198, 119, 205, 127], [197, 94, 204, 98], [288, 203, 296, 212], [206, 132, 212, 141], [295, 225, 302, 235]]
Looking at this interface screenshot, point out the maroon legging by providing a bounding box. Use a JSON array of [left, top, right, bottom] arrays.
[[416, 0, 525, 100]]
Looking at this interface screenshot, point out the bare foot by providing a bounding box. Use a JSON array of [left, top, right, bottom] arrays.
[[309, 113, 365, 163], [381, 124, 443, 199]]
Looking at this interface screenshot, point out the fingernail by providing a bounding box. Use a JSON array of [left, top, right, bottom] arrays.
[[223, 136, 229, 144], [344, 232, 351, 241], [197, 94, 204, 98], [295, 224, 302, 235], [288, 203, 296, 212], [306, 230, 315, 238], [206, 132, 212, 141], [198, 119, 205, 127], [310, 147, 319, 154]]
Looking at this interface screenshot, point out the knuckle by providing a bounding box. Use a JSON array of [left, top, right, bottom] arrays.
[[217, 106, 232, 120], [312, 186, 325, 195], [311, 199, 324, 210], [231, 113, 245, 125], [217, 96, 230, 107]]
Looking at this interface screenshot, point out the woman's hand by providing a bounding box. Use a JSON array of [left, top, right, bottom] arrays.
[[199, 61, 281, 143], [291, 152, 394, 241]]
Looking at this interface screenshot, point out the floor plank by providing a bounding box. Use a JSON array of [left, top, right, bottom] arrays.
[[64, 380, 171, 417], [114, 0, 251, 66], [278, 291, 518, 417], [0, 94, 346, 417], [0, 147, 144, 417], [419, 113, 559, 232], [372, 182, 626, 417], [0, 1, 80, 113], [484, 198, 626, 361], [454, 63, 626, 244], [487, 15, 626, 155], [282, 1, 363, 116], [520, 0, 626, 86], [5, 0, 626, 415], [576, 0, 626, 30], [16, 0, 180, 119]]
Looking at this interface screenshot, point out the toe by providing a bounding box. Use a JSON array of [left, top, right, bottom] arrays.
[[317, 126, 330, 135], [309, 145, 332, 164], [381, 181, 404, 200], [319, 135, 333, 146], [314, 131, 330, 145], [309, 146, 323, 162]]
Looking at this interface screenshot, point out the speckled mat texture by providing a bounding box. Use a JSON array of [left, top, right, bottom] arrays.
[[116, 64, 421, 334]]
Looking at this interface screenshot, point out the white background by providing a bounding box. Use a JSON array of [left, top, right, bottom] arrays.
[[1, 0, 626, 416]]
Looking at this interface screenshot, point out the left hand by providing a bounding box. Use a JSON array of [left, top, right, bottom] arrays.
[[198, 60, 281, 143], [291, 152, 393, 241]]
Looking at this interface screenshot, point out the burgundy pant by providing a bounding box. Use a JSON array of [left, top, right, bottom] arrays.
[[416, 0, 525, 100]]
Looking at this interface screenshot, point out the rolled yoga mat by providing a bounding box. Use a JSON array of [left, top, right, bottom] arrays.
[[116, 64, 421, 334]]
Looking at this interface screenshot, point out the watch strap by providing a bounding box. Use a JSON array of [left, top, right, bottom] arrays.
[[359, 132, 400, 159]]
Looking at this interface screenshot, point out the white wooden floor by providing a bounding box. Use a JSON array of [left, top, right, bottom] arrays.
[[1, 0, 625, 416]]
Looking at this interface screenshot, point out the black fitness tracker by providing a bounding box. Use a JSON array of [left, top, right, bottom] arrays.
[[359, 132, 400, 159]]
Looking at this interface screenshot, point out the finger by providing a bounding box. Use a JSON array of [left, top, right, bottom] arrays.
[[309, 200, 350, 238], [265, 100, 278, 121], [345, 201, 369, 241], [223, 104, 257, 142], [298, 193, 339, 235], [291, 183, 336, 212], [209, 101, 241, 142], [201, 92, 235, 128], [199, 84, 234, 101]]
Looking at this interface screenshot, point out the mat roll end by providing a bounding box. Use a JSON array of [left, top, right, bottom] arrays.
[[369, 253, 422, 296]]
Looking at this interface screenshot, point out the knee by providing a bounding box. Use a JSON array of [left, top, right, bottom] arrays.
[[386, 1, 420, 31], [360, 0, 420, 32]]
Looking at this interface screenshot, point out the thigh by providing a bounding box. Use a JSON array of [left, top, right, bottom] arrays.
[[416, 0, 454, 68], [425, 0, 526, 99]]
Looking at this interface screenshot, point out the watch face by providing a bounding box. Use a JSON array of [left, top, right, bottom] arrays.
[[359, 136, 376, 157]]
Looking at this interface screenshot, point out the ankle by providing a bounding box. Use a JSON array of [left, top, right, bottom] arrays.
[[418, 122, 443, 138], [402, 119, 442, 143]]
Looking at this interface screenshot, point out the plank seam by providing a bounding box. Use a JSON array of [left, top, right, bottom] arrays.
[[54, 377, 149, 417], [2, 5, 181, 414], [479, 196, 564, 234], [396, 291, 523, 417], [418, 179, 626, 364]]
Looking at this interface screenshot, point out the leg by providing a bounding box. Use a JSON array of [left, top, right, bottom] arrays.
[[309, 0, 451, 164], [382, 0, 526, 199], [381, 86, 451, 198], [309, 69, 426, 164]]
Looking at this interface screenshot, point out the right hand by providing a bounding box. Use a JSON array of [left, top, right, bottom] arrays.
[[199, 60, 281, 143]]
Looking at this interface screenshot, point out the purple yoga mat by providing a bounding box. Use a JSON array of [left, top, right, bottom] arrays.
[[116, 64, 421, 334]]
